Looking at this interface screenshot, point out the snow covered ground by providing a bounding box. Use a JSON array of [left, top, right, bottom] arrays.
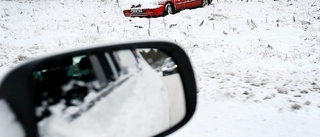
[[1, 0, 320, 136]]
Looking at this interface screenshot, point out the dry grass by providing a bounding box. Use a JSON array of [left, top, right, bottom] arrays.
[[291, 104, 302, 110]]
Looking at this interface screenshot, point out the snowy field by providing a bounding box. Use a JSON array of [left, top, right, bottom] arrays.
[[1, 0, 320, 137]]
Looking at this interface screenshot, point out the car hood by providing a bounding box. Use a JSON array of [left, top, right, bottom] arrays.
[[120, 0, 166, 9], [0, 100, 25, 137]]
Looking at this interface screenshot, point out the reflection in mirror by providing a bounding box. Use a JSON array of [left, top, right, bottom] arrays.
[[32, 48, 186, 137]]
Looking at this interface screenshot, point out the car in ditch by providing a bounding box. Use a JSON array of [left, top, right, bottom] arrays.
[[122, 0, 211, 17]]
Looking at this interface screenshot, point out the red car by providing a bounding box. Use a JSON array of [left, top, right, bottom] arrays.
[[122, 0, 211, 17]]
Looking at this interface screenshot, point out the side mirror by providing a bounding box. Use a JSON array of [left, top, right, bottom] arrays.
[[0, 41, 197, 137]]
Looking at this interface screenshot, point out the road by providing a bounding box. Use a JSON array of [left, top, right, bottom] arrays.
[[162, 73, 186, 127]]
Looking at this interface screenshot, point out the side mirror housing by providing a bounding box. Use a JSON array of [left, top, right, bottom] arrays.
[[0, 41, 197, 137]]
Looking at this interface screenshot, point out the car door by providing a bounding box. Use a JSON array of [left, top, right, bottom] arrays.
[[184, 0, 202, 9], [172, 0, 187, 11]]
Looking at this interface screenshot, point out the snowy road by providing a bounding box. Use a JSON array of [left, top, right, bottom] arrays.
[[162, 74, 186, 127]]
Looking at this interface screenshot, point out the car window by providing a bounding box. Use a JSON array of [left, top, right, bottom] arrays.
[[104, 53, 120, 80], [112, 49, 139, 75], [32, 55, 109, 121]]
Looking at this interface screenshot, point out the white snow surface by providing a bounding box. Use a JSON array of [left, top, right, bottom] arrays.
[[120, 0, 164, 9], [1, 0, 320, 137]]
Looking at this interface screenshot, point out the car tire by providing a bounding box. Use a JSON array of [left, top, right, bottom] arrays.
[[201, 0, 209, 7], [164, 3, 174, 15]]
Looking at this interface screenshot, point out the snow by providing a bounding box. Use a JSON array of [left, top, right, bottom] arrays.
[[1, 0, 320, 136], [119, 0, 164, 9]]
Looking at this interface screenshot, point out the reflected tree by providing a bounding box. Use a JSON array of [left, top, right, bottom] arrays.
[[139, 49, 168, 69]]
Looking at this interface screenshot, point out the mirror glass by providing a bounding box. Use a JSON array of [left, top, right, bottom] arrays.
[[32, 48, 186, 137]]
